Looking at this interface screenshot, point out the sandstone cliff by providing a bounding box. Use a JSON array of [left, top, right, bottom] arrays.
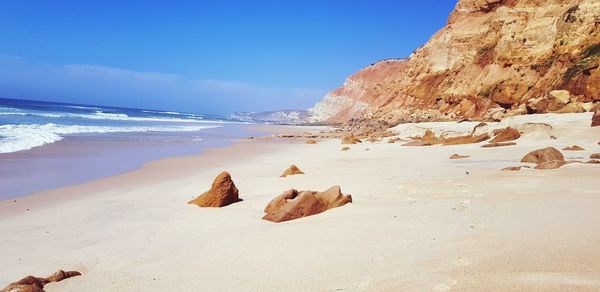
[[309, 0, 600, 124]]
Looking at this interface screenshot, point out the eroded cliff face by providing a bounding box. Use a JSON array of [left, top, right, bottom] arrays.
[[309, 0, 600, 124]]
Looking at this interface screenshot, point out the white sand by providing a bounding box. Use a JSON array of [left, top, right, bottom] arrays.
[[1, 114, 600, 291]]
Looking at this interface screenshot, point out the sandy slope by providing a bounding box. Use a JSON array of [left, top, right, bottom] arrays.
[[1, 114, 599, 291]]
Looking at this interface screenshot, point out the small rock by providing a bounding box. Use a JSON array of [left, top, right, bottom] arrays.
[[449, 154, 470, 159], [280, 165, 305, 177], [563, 145, 585, 151]]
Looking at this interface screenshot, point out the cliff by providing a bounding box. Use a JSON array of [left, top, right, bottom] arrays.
[[230, 110, 312, 124], [309, 0, 600, 124]]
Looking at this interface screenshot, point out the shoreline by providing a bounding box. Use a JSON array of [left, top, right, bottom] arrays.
[[0, 124, 320, 215], [1, 114, 599, 291]]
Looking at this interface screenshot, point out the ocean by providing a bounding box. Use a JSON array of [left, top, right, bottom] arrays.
[[0, 98, 259, 199]]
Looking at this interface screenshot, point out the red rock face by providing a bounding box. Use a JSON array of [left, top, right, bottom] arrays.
[[310, 0, 600, 124]]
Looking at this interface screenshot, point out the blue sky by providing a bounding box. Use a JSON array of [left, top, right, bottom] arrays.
[[0, 0, 457, 114]]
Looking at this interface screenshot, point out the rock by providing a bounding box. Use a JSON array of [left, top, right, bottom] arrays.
[[402, 140, 430, 147], [490, 127, 521, 143], [535, 160, 567, 170], [588, 159, 600, 164], [482, 142, 517, 148], [502, 166, 530, 171], [563, 145, 585, 151], [1, 270, 81, 292], [413, 130, 489, 146], [521, 147, 565, 164], [443, 133, 490, 145], [592, 111, 600, 127], [280, 165, 305, 177], [187, 172, 241, 207], [387, 137, 402, 143], [590, 153, 600, 159], [306, 139, 318, 144], [341, 134, 362, 144], [262, 186, 352, 223], [449, 154, 470, 159], [341, 147, 351, 151], [549, 90, 571, 105]]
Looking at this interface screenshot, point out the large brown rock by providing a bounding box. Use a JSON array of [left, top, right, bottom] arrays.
[[521, 147, 565, 164], [263, 186, 352, 223], [306, 139, 318, 144], [592, 110, 600, 127], [280, 165, 305, 177], [490, 127, 521, 143], [1, 270, 81, 292], [188, 172, 241, 208]]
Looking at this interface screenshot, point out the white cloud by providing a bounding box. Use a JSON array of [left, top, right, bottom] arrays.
[[0, 54, 326, 114]]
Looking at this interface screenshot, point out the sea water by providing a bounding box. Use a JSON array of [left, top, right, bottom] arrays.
[[0, 98, 258, 199]]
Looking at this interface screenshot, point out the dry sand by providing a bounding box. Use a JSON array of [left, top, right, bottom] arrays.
[[1, 114, 599, 291]]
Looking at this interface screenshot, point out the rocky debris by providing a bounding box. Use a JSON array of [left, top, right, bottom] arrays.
[[388, 137, 402, 143], [341, 134, 362, 144], [490, 127, 521, 143], [449, 154, 470, 159], [588, 159, 600, 164], [592, 110, 600, 127], [262, 186, 352, 223], [563, 145, 586, 151], [591, 153, 600, 159], [521, 147, 566, 170], [367, 137, 381, 143], [412, 130, 490, 146], [1, 270, 81, 292], [341, 147, 351, 151], [482, 142, 517, 148], [305, 139, 318, 144], [308, 0, 600, 124], [280, 165, 305, 177], [188, 172, 242, 207], [535, 160, 567, 170]]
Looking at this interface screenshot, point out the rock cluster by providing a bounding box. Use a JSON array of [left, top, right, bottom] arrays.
[[188, 172, 242, 207], [1, 270, 81, 292], [262, 186, 352, 223]]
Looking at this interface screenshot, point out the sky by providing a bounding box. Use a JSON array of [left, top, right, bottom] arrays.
[[0, 0, 457, 115]]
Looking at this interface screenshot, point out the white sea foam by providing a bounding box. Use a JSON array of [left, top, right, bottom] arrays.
[[0, 123, 220, 153], [142, 110, 182, 115]]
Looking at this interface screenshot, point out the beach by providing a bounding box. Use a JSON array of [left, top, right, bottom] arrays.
[[1, 114, 600, 291]]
